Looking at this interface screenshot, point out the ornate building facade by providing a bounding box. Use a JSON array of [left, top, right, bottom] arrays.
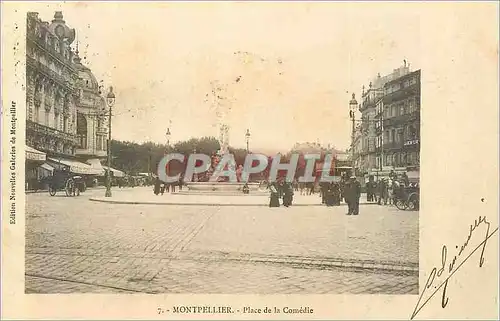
[[357, 64, 412, 174], [25, 11, 108, 188], [378, 69, 420, 170], [73, 50, 108, 162], [26, 11, 79, 156]]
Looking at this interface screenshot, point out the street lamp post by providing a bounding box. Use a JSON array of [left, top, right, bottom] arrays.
[[349, 93, 357, 177], [165, 128, 171, 177], [165, 127, 171, 148], [105, 86, 116, 197], [245, 129, 251, 152]]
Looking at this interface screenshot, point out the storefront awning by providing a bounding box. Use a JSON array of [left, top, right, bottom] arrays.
[[104, 167, 126, 178], [47, 157, 102, 175], [26, 145, 46, 161], [40, 163, 54, 173], [86, 158, 106, 176]]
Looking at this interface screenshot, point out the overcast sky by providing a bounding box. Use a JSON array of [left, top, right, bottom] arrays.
[[32, 2, 420, 151]]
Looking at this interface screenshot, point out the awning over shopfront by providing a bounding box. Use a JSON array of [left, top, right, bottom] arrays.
[[47, 157, 103, 175], [26, 145, 46, 161], [104, 167, 126, 178], [86, 158, 106, 176], [40, 163, 54, 173]]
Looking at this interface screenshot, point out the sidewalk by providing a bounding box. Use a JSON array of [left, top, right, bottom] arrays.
[[89, 186, 379, 206]]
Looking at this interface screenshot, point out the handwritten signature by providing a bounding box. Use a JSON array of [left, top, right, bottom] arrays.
[[411, 215, 498, 319]]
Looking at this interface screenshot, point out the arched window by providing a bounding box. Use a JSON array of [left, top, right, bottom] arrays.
[[77, 113, 87, 149]]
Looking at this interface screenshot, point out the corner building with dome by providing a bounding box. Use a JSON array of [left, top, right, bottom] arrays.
[[25, 11, 109, 190]]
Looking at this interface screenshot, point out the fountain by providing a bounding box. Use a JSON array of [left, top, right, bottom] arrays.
[[182, 80, 264, 195]]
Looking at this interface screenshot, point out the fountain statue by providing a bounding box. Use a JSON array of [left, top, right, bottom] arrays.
[[181, 80, 263, 195]]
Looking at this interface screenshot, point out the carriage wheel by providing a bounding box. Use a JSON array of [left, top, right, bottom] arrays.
[[408, 193, 419, 211], [395, 199, 407, 210], [65, 179, 74, 197], [49, 186, 57, 196]]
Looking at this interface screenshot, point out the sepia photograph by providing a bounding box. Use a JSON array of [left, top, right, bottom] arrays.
[[24, 4, 420, 295], [2, 1, 498, 320]]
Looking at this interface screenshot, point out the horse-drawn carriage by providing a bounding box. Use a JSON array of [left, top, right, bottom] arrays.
[[394, 183, 419, 211], [47, 170, 87, 197]]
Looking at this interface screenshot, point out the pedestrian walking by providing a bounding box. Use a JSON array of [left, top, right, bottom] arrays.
[[346, 176, 361, 215], [378, 179, 387, 205], [283, 182, 294, 207], [308, 182, 315, 195], [299, 182, 305, 195], [153, 177, 161, 195], [293, 178, 299, 192], [320, 182, 328, 204], [269, 183, 280, 207], [325, 182, 336, 207], [366, 176, 375, 202], [332, 182, 341, 205], [387, 179, 394, 205]]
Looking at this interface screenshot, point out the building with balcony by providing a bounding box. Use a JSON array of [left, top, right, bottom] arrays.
[[25, 11, 108, 189], [357, 63, 412, 174], [378, 69, 421, 170]]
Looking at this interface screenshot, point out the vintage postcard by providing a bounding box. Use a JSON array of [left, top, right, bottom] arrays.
[[1, 1, 498, 320]]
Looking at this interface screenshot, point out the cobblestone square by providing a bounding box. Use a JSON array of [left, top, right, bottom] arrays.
[[25, 188, 418, 294]]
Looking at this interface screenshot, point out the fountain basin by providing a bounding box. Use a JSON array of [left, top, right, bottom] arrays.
[[184, 182, 266, 195]]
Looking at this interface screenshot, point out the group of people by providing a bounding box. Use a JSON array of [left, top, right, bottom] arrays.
[[365, 171, 415, 206], [153, 176, 184, 195], [268, 180, 295, 207], [318, 176, 361, 215], [266, 175, 362, 215]]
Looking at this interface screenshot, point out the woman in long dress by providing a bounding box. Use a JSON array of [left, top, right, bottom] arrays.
[[269, 183, 280, 207], [283, 182, 294, 207], [153, 177, 161, 195]]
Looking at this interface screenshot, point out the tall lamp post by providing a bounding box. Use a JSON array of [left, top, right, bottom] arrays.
[[349, 93, 357, 177], [105, 86, 116, 197], [245, 129, 251, 152], [165, 128, 171, 177], [165, 128, 171, 148]]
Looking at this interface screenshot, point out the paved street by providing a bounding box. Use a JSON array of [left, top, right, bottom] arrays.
[[25, 188, 418, 294]]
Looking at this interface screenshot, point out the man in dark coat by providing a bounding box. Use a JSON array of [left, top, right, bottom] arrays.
[[378, 179, 387, 205], [345, 176, 361, 215], [344, 179, 352, 214], [366, 176, 375, 202], [325, 182, 335, 207], [320, 182, 329, 204], [332, 182, 341, 205], [349, 176, 361, 215]]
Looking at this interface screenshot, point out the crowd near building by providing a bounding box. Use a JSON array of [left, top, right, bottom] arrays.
[[352, 61, 420, 179], [25, 11, 123, 190]]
